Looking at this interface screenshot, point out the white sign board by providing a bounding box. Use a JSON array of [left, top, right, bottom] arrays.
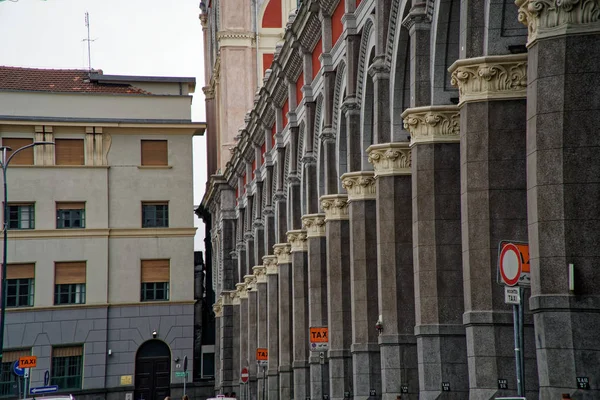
[[504, 286, 521, 305]]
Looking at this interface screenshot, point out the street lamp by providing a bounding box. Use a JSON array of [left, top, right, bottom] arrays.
[[0, 141, 54, 361]]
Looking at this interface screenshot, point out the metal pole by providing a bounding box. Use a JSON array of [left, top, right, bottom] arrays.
[[513, 303, 523, 396], [262, 366, 266, 400], [320, 352, 325, 399], [518, 286, 525, 396], [0, 148, 8, 363]]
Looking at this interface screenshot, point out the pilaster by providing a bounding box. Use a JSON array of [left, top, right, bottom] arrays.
[[274, 242, 293, 400], [263, 255, 280, 399]]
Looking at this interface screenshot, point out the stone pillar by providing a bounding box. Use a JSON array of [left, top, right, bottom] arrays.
[[237, 283, 249, 396], [320, 195, 353, 399], [254, 266, 268, 400], [263, 256, 280, 400], [287, 229, 310, 400], [340, 171, 381, 399], [449, 54, 536, 399], [231, 290, 242, 393], [302, 214, 330, 400], [274, 243, 293, 400], [515, 4, 600, 398], [247, 275, 259, 400], [237, 240, 247, 284], [402, 106, 469, 398]]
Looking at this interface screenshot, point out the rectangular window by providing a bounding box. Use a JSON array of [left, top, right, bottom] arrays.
[[54, 262, 86, 305], [1, 138, 33, 165], [55, 139, 84, 166], [141, 259, 170, 301], [51, 346, 83, 390], [7, 203, 34, 229], [56, 202, 85, 229], [141, 140, 168, 166], [142, 202, 169, 228], [0, 349, 30, 397], [6, 263, 35, 308]]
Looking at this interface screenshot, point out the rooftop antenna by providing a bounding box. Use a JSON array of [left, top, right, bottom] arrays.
[[83, 12, 96, 74]]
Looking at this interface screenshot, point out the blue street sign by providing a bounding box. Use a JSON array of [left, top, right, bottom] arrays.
[[30, 385, 58, 395], [12, 361, 24, 377]]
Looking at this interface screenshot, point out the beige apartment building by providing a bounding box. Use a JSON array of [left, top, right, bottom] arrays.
[[0, 66, 204, 400]]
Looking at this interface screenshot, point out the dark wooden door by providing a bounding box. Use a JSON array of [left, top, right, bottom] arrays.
[[135, 340, 171, 400]]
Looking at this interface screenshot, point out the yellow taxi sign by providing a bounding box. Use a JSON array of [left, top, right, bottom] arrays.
[[310, 327, 328, 343], [19, 356, 37, 368]]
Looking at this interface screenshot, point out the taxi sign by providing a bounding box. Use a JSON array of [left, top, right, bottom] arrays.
[[19, 356, 37, 369], [256, 348, 268, 361], [498, 242, 530, 287], [309, 327, 329, 352]]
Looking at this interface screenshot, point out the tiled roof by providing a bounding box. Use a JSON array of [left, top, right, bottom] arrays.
[[0, 66, 151, 95]]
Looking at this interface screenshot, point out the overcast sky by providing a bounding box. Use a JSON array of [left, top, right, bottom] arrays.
[[0, 0, 208, 251]]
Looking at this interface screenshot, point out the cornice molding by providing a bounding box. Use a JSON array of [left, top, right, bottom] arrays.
[[301, 214, 326, 238], [7, 227, 197, 240], [320, 194, 349, 221], [286, 229, 308, 252], [367, 143, 412, 177], [516, 0, 600, 46], [252, 265, 267, 283], [340, 171, 377, 201], [448, 54, 528, 106], [273, 243, 292, 264], [262, 255, 278, 275], [401, 105, 460, 146]]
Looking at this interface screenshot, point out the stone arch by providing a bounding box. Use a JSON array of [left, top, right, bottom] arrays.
[[333, 64, 348, 193], [332, 61, 346, 133], [389, 1, 412, 140], [298, 122, 306, 216], [314, 95, 325, 202], [356, 17, 375, 108], [430, 0, 460, 105], [360, 48, 376, 170]]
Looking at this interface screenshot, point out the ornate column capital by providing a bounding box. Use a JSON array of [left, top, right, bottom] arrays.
[[252, 265, 267, 283], [286, 229, 308, 252], [301, 214, 326, 238], [244, 274, 257, 290], [213, 296, 223, 318], [448, 54, 527, 106], [262, 255, 279, 275], [367, 143, 412, 177], [320, 194, 349, 221], [222, 290, 234, 306], [340, 171, 377, 201], [401, 105, 460, 146], [516, 0, 600, 46], [235, 282, 248, 300], [273, 243, 292, 264]]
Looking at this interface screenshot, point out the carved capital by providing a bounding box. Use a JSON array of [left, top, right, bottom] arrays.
[[262, 255, 279, 275], [320, 194, 349, 221], [449, 54, 527, 106], [319, 128, 336, 144], [341, 171, 377, 201], [213, 296, 223, 318], [252, 265, 267, 283], [401, 105, 460, 146], [202, 85, 215, 100], [273, 243, 292, 264], [301, 214, 326, 238], [222, 290, 234, 306], [236, 282, 248, 300], [286, 229, 308, 252], [244, 274, 256, 290], [516, 0, 600, 46], [367, 143, 412, 177]]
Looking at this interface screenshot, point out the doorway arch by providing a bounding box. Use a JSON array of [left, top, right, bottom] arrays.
[[134, 340, 171, 400]]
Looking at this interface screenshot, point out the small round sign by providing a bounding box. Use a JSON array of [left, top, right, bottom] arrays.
[[500, 243, 522, 286], [241, 367, 249, 384], [12, 361, 24, 377]]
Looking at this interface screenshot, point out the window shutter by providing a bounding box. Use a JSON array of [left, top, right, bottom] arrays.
[[55, 262, 86, 284], [141, 259, 170, 282], [141, 140, 168, 166], [2, 349, 31, 362], [7, 263, 35, 279], [2, 138, 34, 165], [55, 139, 84, 165], [53, 346, 83, 357], [56, 202, 85, 210]]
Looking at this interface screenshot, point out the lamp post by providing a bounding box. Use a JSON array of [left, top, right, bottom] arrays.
[[0, 141, 54, 360]]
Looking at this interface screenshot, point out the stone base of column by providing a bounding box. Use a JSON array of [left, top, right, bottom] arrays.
[[352, 343, 381, 399], [329, 350, 353, 400], [293, 361, 310, 400], [267, 371, 279, 400], [377, 334, 418, 400], [415, 325, 468, 400], [309, 353, 330, 399], [279, 366, 293, 400]]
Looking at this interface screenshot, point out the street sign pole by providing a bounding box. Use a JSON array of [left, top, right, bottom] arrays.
[[262, 365, 266, 400], [183, 355, 188, 397]]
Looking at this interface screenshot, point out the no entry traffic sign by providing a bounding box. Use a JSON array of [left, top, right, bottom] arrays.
[[241, 367, 249, 384], [498, 242, 530, 287]]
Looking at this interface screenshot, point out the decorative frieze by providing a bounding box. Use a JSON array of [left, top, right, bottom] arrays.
[[341, 171, 377, 201], [448, 54, 527, 106], [401, 105, 460, 146], [301, 214, 326, 238], [367, 143, 412, 177], [320, 195, 349, 221], [262, 255, 278, 275], [287, 230, 308, 252], [252, 265, 267, 283], [516, 0, 600, 46], [273, 243, 292, 264]]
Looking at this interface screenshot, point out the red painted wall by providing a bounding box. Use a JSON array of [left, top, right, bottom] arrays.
[[282, 99, 289, 128], [332, 0, 345, 46], [262, 0, 282, 28], [356, 0, 362, 6], [312, 38, 322, 79], [296, 72, 304, 108], [263, 53, 274, 75]]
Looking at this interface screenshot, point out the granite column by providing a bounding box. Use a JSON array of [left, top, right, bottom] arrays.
[[274, 243, 293, 400], [263, 255, 280, 400]]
